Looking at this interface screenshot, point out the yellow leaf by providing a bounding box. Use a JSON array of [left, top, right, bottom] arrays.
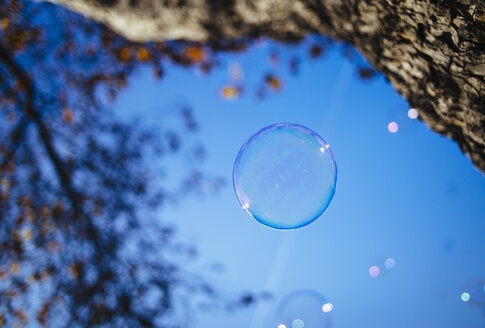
[[10, 262, 20, 275], [1, 18, 9, 30], [21, 228, 32, 241]]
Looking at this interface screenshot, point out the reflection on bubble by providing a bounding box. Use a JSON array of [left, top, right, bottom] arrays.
[[384, 258, 396, 270], [274, 290, 331, 328], [408, 108, 418, 119], [322, 303, 333, 313], [369, 266, 380, 278], [462, 278, 485, 306], [233, 124, 337, 230], [388, 122, 399, 133]]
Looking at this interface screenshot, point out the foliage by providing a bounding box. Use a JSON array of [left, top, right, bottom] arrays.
[[0, 0, 263, 327]]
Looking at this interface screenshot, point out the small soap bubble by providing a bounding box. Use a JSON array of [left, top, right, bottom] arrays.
[[388, 121, 399, 133], [233, 123, 337, 229], [462, 278, 485, 306], [322, 303, 333, 313], [369, 266, 380, 278], [384, 258, 396, 270], [408, 108, 418, 119], [274, 290, 331, 328]]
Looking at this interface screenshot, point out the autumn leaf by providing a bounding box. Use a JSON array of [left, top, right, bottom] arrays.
[[309, 44, 324, 58], [6, 161, 15, 174], [10, 262, 20, 275], [21, 228, 32, 241], [220, 85, 240, 100], [184, 46, 205, 63], [37, 301, 51, 326], [39, 205, 51, 219], [265, 75, 283, 91], [47, 241, 61, 253], [15, 309, 27, 322], [117, 47, 132, 62], [8, 112, 16, 123], [68, 262, 83, 279], [136, 47, 151, 62], [62, 108, 74, 124]]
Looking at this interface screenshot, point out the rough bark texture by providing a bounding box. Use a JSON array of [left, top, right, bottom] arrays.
[[46, 0, 485, 172]]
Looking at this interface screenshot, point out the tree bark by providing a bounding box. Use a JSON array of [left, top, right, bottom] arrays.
[[46, 0, 485, 172]]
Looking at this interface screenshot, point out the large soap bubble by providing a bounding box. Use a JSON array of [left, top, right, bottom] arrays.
[[272, 290, 332, 328], [233, 123, 337, 229]]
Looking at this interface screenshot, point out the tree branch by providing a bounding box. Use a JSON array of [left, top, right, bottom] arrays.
[[0, 44, 81, 211], [46, 0, 485, 172]]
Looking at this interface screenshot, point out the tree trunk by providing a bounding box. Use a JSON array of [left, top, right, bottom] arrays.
[[46, 0, 485, 172]]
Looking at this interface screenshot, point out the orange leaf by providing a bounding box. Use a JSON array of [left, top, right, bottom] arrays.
[[136, 47, 150, 62], [62, 109, 74, 124], [265, 75, 282, 91], [184, 46, 205, 63], [117, 47, 131, 62]]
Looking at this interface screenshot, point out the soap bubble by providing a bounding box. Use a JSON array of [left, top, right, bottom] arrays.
[[369, 265, 380, 278], [462, 278, 485, 306], [233, 123, 337, 229], [387, 121, 399, 133], [384, 258, 396, 270], [273, 290, 332, 328]]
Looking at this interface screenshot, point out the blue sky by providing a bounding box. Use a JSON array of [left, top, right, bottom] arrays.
[[115, 39, 485, 328]]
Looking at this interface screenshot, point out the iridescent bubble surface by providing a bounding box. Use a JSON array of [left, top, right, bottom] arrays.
[[274, 290, 331, 328], [233, 123, 337, 229]]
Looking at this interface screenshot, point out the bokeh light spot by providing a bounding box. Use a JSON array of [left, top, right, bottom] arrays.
[[292, 319, 304, 328], [322, 303, 333, 313], [408, 108, 418, 119], [278, 325, 287, 328], [388, 121, 399, 133], [233, 124, 337, 229], [461, 292, 470, 302], [369, 266, 380, 278], [384, 258, 396, 270]]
